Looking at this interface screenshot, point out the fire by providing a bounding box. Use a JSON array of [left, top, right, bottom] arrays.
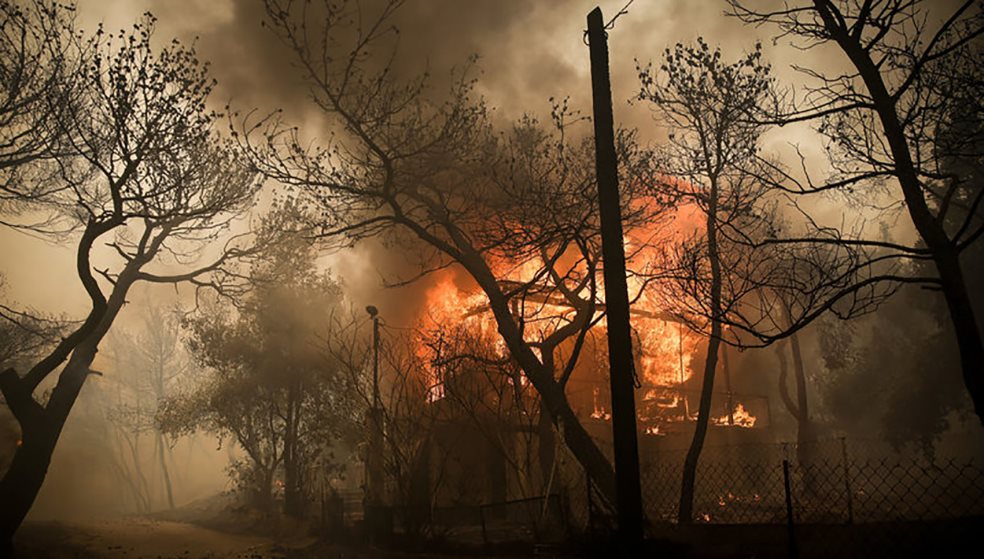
[[410, 200, 753, 434], [713, 403, 757, 428], [590, 386, 611, 420]]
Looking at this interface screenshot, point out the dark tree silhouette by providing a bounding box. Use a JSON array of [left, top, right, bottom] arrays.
[[0, 13, 267, 550], [728, 0, 984, 423], [637, 38, 791, 523], [247, 0, 666, 505]]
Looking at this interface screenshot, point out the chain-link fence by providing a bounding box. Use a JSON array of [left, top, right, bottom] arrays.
[[574, 438, 984, 557]]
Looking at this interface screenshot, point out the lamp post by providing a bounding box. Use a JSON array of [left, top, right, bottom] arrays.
[[367, 305, 380, 409], [364, 305, 385, 540]]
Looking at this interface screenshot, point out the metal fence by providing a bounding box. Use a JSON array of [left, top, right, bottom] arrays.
[[605, 437, 984, 557]]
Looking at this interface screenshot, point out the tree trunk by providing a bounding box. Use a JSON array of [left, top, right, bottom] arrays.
[[155, 431, 176, 510], [0, 268, 133, 552], [935, 249, 984, 422], [0, 415, 57, 556], [679, 179, 723, 524], [283, 378, 304, 518], [462, 254, 619, 505], [678, 333, 721, 524], [788, 331, 816, 465], [539, 379, 617, 506], [816, 0, 984, 425], [0, 363, 90, 554]]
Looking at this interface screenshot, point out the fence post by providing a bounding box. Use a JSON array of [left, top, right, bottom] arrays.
[[840, 436, 854, 525], [782, 459, 799, 559]]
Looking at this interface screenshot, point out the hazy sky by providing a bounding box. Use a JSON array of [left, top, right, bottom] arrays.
[[8, 0, 971, 317], [3, 0, 844, 321]]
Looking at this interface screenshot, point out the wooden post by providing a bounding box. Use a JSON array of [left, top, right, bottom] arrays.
[[722, 344, 735, 425], [586, 6, 644, 546]]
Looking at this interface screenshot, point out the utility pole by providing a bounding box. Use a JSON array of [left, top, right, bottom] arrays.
[[586, 6, 643, 546]]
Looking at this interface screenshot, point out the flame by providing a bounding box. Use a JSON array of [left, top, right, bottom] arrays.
[[590, 386, 611, 420], [713, 402, 757, 428], [410, 201, 752, 435]]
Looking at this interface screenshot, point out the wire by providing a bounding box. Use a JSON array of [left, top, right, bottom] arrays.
[[606, 0, 636, 30], [583, 0, 637, 45]]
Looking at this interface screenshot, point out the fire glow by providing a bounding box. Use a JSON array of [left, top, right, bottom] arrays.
[[413, 206, 757, 431]]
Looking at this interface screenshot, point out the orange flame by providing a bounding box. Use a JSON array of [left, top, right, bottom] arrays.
[[713, 403, 757, 428], [411, 201, 739, 435]]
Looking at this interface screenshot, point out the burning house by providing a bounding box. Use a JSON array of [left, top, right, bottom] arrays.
[[387, 258, 774, 511]]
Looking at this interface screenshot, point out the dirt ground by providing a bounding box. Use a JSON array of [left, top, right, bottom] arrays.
[[12, 518, 566, 559], [15, 518, 306, 559]]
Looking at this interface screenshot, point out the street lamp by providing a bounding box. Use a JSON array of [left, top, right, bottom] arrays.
[[364, 305, 385, 540], [366, 305, 380, 409]]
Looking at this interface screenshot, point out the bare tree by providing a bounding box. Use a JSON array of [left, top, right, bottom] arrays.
[[246, 0, 666, 506], [0, 0, 78, 215], [99, 306, 193, 511], [775, 331, 817, 464], [0, 13, 266, 549], [325, 317, 457, 539], [417, 310, 552, 503], [637, 38, 792, 523], [727, 0, 984, 422]]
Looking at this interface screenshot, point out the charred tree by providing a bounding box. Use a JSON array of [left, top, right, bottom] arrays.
[[776, 333, 816, 466], [678, 174, 724, 524], [637, 38, 786, 522]]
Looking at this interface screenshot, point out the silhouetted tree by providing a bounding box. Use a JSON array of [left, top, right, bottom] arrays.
[[0, 12, 266, 550], [161, 236, 358, 517], [728, 0, 984, 423], [246, 0, 666, 505], [637, 38, 789, 523]]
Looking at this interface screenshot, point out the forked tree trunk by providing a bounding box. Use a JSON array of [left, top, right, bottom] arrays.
[[788, 332, 816, 463], [463, 256, 619, 505], [0, 270, 132, 553], [0, 363, 92, 555], [777, 333, 817, 486]]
